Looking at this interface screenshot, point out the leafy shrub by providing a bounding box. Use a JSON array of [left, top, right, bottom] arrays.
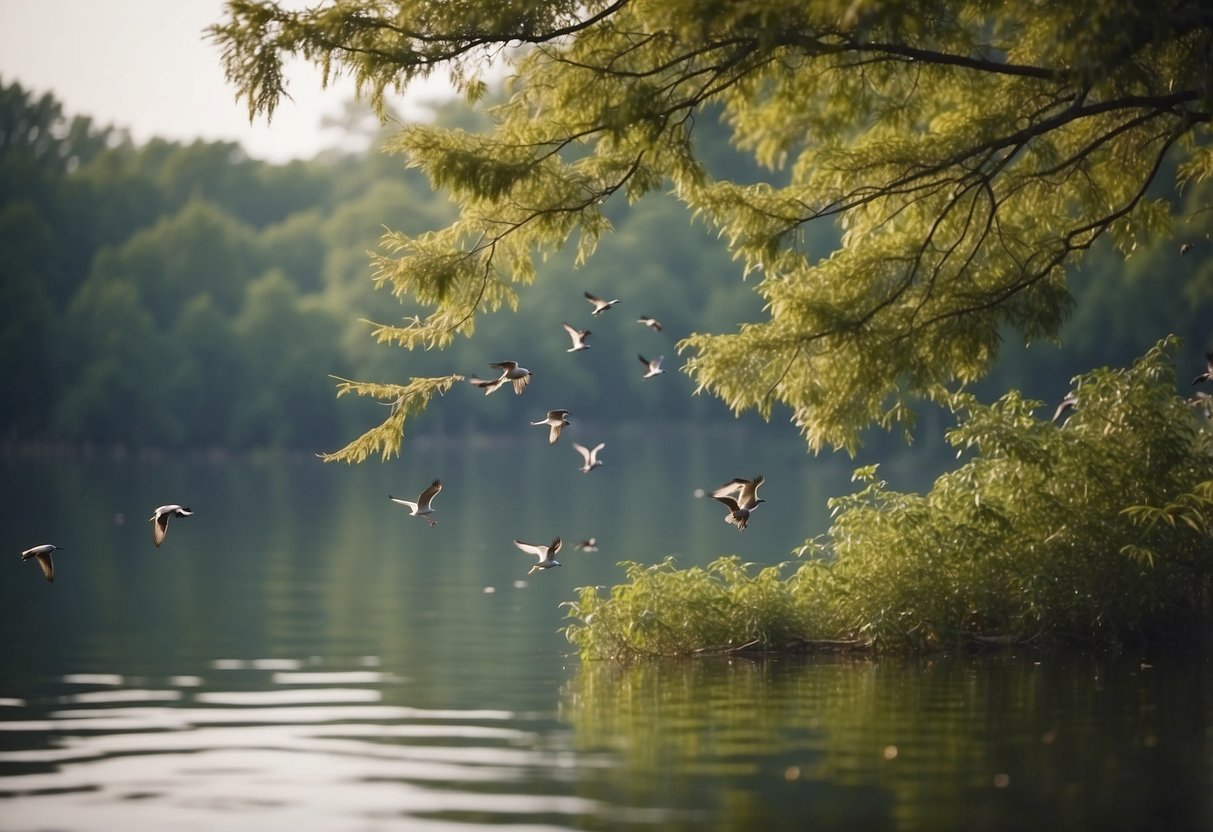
[[564, 337, 1213, 657]]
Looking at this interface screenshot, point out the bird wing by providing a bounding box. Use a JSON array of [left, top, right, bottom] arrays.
[[548, 423, 564, 444], [511, 373, 532, 395], [738, 475, 764, 507], [590, 442, 605, 460], [549, 537, 563, 555], [572, 443, 591, 463], [712, 495, 741, 512], [562, 323, 585, 345], [584, 291, 602, 305], [35, 552, 54, 582], [417, 479, 442, 509], [712, 479, 748, 499], [389, 496, 419, 512], [490, 360, 518, 371], [152, 513, 170, 547], [1052, 394, 1076, 422], [514, 539, 546, 559]]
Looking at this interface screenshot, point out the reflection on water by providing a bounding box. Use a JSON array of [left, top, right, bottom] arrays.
[[2, 441, 1211, 830], [564, 654, 1213, 831]]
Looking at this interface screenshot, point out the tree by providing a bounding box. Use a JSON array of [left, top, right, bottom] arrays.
[[211, 0, 1212, 459]]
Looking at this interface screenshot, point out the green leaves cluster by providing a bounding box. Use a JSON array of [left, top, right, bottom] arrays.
[[213, 0, 1212, 455], [565, 339, 1213, 657]]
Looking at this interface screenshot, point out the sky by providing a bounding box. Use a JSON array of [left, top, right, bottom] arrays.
[[0, 0, 457, 162]]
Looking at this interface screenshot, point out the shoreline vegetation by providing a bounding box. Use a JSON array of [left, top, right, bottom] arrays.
[[563, 339, 1213, 659]]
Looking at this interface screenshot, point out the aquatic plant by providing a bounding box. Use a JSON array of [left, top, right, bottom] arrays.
[[564, 338, 1213, 657]]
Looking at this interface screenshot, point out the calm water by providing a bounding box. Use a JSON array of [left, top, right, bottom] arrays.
[[2, 430, 1211, 831]]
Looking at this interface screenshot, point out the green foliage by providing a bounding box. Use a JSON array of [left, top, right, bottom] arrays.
[[565, 339, 1213, 657], [212, 0, 1213, 455], [563, 555, 835, 659], [316, 373, 464, 463]]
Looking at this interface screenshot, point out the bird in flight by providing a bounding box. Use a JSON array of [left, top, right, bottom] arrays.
[[584, 291, 621, 315], [531, 409, 571, 445], [639, 354, 665, 379], [711, 475, 766, 531], [562, 323, 592, 352], [1193, 352, 1213, 386], [21, 544, 62, 583], [637, 315, 663, 332], [514, 538, 563, 574], [150, 505, 193, 547], [468, 361, 534, 395], [572, 441, 605, 473], [1052, 391, 1078, 423], [573, 538, 599, 552], [389, 479, 443, 527]]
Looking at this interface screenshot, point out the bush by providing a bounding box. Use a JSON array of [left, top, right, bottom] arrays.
[[564, 337, 1213, 657]]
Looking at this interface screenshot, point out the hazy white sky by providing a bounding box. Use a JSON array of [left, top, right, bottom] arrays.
[[0, 0, 454, 161]]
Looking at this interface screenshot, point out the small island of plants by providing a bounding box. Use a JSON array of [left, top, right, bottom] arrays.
[[563, 339, 1213, 658]]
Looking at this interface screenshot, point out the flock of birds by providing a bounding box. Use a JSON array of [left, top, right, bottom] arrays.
[[18, 290, 765, 584], [387, 290, 766, 576], [21, 505, 192, 584], [24, 284, 1207, 583]]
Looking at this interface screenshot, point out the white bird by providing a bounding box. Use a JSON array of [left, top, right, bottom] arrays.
[[574, 538, 599, 552], [150, 505, 193, 547], [711, 475, 766, 531], [468, 361, 534, 395], [531, 409, 571, 445], [514, 538, 562, 574], [573, 441, 605, 473], [584, 291, 621, 315], [21, 544, 61, 583], [562, 323, 592, 352], [639, 354, 665, 379], [637, 315, 663, 332], [389, 479, 443, 527]]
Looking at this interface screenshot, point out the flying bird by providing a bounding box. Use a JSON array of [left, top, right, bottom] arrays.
[[1193, 352, 1213, 386], [712, 475, 765, 508], [1052, 392, 1079, 423], [573, 538, 599, 552], [514, 538, 563, 574], [572, 441, 605, 473], [711, 475, 766, 531], [389, 479, 443, 527], [1180, 242, 1194, 256], [584, 291, 621, 315], [562, 323, 592, 352], [150, 505, 193, 547], [531, 409, 571, 445], [21, 544, 61, 583], [638, 354, 665, 379], [637, 315, 663, 332], [468, 361, 534, 395]]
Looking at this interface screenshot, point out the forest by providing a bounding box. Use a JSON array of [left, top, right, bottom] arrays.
[[2, 76, 1211, 455]]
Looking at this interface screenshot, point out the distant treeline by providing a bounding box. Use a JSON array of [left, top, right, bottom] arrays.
[[2, 79, 1210, 453]]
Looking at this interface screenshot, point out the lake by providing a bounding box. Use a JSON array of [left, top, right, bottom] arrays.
[[2, 429, 1211, 831]]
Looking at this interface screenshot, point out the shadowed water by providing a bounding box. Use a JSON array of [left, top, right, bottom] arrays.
[[2, 432, 1210, 830]]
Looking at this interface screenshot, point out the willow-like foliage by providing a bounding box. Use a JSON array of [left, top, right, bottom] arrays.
[[212, 0, 1212, 454], [317, 373, 463, 463]]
